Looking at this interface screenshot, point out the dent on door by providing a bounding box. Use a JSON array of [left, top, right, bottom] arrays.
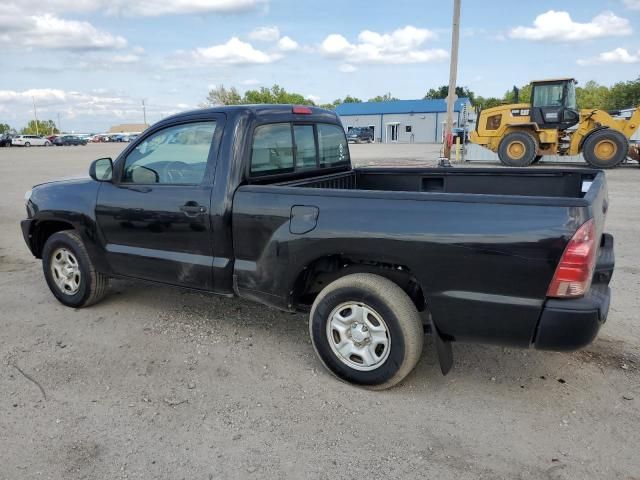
[[290, 205, 319, 234]]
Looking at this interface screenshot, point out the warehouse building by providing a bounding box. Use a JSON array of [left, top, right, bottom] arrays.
[[335, 98, 471, 143]]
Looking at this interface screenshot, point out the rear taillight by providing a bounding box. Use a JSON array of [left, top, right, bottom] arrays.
[[547, 219, 597, 298]]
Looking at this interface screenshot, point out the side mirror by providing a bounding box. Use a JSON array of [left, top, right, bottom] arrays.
[[89, 158, 113, 182]]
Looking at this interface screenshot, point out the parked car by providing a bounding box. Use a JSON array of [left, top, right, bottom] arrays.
[[20, 105, 615, 389], [0, 134, 13, 147], [53, 135, 87, 146], [12, 135, 51, 147], [347, 127, 374, 143]]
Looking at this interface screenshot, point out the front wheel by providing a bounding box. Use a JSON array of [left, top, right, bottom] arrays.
[[42, 231, 109, 308], [582, 129, 628, 169], [309, 273, 424, 389], [24, 142, 31, 147]]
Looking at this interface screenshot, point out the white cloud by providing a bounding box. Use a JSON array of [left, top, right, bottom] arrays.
[[339, 63, 357, 73], [6, 0, 266, 17], [278, 36, 298, 51], [577, 47, 640, 65], [509, 10, 632, 42], [319, 25, 447, 64], [0, 88, 67, 104], [241, 79, 261, 86], [109, 53, 142, 64], [623, 0, 640, 10], [249, 25, 280, 42], [109, 0, 264, 16], [0, 87, 182, 128], [0, 13, 127, 50], [175, 37, 281, 67], [306, 94, 321, 103]]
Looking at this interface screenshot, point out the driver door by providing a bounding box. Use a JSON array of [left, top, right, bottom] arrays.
[[95, 117, 222, 290]]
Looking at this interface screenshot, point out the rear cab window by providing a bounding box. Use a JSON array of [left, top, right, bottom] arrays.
[[250, 122, 349, 178]]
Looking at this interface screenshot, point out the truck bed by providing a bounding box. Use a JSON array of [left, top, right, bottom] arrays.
[[277, 167, 598, 201]]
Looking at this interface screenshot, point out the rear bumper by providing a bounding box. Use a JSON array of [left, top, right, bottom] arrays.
[[534, 233, 614, 351], [534, 283, 610, 351]]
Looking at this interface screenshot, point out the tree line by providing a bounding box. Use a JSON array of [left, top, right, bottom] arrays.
[[203, 77, 640, 112], [0, 120, 59, 136]]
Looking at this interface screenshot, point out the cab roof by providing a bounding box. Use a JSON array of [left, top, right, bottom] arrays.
[[531, 78, 576, 84]]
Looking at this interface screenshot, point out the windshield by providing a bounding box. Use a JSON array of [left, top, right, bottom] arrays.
[[532, 83, 565, 108]]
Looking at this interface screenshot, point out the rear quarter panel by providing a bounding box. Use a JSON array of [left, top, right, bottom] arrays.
[[232, 186, 590, 347]]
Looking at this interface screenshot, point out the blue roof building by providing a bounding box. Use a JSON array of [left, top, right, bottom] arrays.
[[335, 98, 471, 143]]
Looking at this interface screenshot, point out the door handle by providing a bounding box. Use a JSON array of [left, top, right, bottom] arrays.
[[180, 202, 207, 216]]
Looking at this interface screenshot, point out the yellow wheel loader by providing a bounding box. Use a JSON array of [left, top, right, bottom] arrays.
[[470, 78, 640, 168]]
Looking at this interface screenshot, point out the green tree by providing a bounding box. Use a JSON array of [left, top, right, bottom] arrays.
[[21, 120, 58, 135], [342, 95, 362, 103], [576, 80, 609, 109], [320, 95, 363, 110], [0, 123, 13, 134], [202, 85, 242, 106], [474, 96, 503, 109], [244, 85, 313, 105], [605, 77, 640, 110], [203, 84, 315, 107], [424, 85, 475, 105], [368, 92, 398, 102], [503, 84, 531, 104]]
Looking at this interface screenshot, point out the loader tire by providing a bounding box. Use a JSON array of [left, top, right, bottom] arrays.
[[582, 129, 628, 169], [498, 131, 538, 167]]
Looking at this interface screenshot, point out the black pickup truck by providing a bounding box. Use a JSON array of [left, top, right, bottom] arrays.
[[21, 105, 614, 389]]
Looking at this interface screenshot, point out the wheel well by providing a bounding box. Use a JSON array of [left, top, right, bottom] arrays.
[[291, 255, 427, 313], [31, 220, 74, 258]]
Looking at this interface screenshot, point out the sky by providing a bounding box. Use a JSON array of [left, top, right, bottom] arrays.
[[1, 0, 640, 132]]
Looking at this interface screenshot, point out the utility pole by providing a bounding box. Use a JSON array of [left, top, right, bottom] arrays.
[[142, 99, 147, 125], [443, 0, 461, 161], [32, 96, 39, 136], [57, 113, 61, 134]]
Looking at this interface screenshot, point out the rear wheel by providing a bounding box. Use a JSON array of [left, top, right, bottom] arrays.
[[498, 131, 538, 167], [309, 273, 424, 389], [44, 141, 51, 147], [582, 129, 628, 169], [24, 142, 31, 147]]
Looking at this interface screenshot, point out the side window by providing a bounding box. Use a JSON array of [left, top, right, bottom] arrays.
[[317, 124, 350, 166], [293, 125, 316, 168], [250, 123, 294, 176], [122, 121, 216, 184]]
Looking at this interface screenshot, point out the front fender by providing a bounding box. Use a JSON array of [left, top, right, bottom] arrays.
[[25, 178, 109, 273]]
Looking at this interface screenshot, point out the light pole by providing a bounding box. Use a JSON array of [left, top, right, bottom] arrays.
[[57, 113, 61, 134], [142, 99, 147, 125], [32, 96, 39, 136], [443, 0, 461, 161]]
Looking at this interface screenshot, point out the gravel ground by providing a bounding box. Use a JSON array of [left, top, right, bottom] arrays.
[[0, 143, 639, 480]]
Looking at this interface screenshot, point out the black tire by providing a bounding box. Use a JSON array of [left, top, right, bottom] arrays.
[[498, 131, 538, 167], [309, 273, 424, 389], [532, 155, 543, 164], [42, 231, 109, 308], [24, 142, 30, 147], [582, 129, 629, 169]]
